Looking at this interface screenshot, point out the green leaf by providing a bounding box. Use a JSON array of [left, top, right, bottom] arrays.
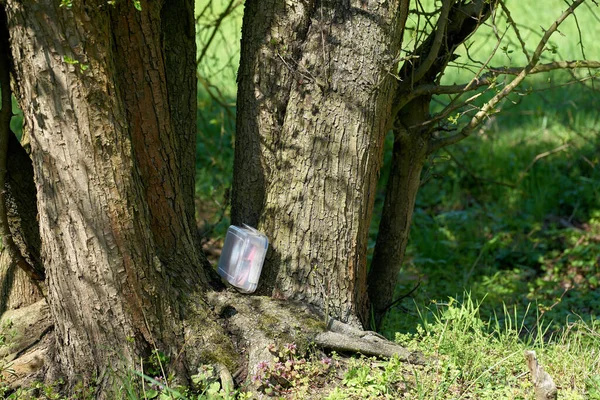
[[207, 381, 221, 394], [145, 389, 158, 399], [64, 56, 79, 65], [133, 0, 142, 11]]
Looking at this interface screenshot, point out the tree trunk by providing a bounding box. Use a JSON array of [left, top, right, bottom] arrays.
[[233, 0, 408, 326], [0, 133, 44, 312], [367, 1, 492, 327], [368, 98, 430, 326], [4, 1, 224, 394], [160, 0, 199, 230]]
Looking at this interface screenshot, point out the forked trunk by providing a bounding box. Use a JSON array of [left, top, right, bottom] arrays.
[[233, 0, 408, 326], [4, 0, 216, 393]]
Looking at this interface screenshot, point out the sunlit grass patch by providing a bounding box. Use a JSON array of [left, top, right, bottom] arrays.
[[389, 295, 600, 399]]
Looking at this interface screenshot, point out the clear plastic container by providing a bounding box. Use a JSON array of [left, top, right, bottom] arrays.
[[217, 224, 268, 293]]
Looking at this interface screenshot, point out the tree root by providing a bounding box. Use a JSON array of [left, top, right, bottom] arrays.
[[0, 299, 53, 389], [316, 319, 425, 364], [207, 289, 425, 390]]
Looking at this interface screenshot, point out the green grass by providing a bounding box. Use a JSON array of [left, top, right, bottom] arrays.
[[390, 295, 600, 399]]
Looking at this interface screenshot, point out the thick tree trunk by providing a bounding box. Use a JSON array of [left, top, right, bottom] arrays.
[[108, 0, 210, 288], [160, 0, 199, 229], [4, 1, 226, 394], [368, 98, 430, 326], [233, 0, 408, 326]]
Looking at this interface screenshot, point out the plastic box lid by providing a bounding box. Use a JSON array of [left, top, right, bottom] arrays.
[[217, 224, 268, 293]]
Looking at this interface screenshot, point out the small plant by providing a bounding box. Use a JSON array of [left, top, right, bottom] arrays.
[[63, 56, 89, 73], [59, 0, 73, 9], [337, 356, 404, 399], [252, 343, 335, 397]]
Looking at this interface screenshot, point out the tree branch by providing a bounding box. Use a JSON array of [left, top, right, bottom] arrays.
[[196, 0, 240, 67], [428, 0, 587, 153], [390, 0, 493, 128], [414, 60, 600, 98], [411, 0, 453, 83], [397, 0, 411, 52], [498, 0, 530, 62]]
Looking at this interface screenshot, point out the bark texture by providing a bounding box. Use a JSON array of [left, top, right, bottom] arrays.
[[108, 0, 209, 289], [0, 132, 44, 312], [0, 3, 43, 313], [4, 0, 225, 393], [160, 0, 199, 229], [0, 5, 43, 290], [233, 0, 407, 325]]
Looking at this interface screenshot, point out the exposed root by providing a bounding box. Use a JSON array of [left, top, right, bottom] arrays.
[[315, 329, 424, 364], [214, 362, 234, 393], [207, 289, 425, 387], [0, 299, 53, 389]]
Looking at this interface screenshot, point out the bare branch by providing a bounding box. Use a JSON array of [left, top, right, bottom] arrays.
[[489, 60, 600, 75], [498, 0, 531, 62], [411, 0, 454, 83], [391, 0, 493, 126], [515, 144, 570, 186], [428, 0, 587, 153], [415, 60, 600, 98], [407, 90, 486, 134], [397, 0, 411, 52], [464, 27, 508, 91], [196, 0, 241, 67]]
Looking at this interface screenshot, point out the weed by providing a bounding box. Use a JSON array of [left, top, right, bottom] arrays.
[[252, 343, 335, 398]]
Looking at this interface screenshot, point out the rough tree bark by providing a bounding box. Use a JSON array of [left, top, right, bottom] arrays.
[[0, 4, 44, 315], [0, 133, 44, 312], [4, 0, 231, 394], [233, 0, 410, 326]]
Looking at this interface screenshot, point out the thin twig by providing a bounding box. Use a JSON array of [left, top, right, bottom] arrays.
[[380, 281, 421, 316], [428, 0, 587, 152], [515, 144, 570, 186], [414, 60, 600, 99], [196, 0, 239, 67], [464, 27, 508, 91], [498, 0, 530, 62]]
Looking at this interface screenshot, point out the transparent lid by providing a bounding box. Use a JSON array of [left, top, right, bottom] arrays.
[[217, 224, 268, 293]]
